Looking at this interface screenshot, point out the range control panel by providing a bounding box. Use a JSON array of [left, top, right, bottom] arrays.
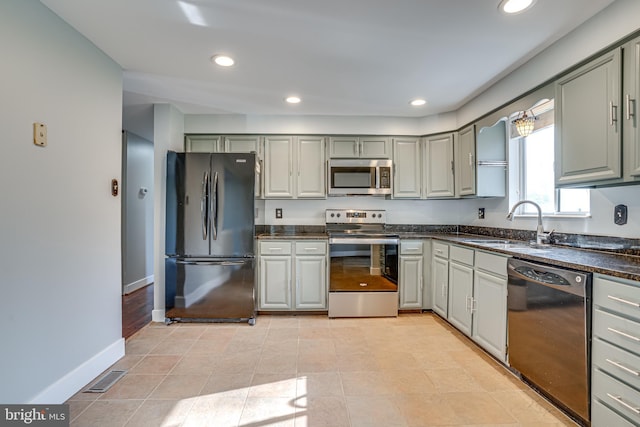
[[325, 209, 387, 224]]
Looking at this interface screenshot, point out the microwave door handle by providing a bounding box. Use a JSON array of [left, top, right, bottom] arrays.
[[376, 166, 381, 189]]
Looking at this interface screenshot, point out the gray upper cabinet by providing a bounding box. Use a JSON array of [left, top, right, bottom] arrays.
[[555, 48, 622, 186], [623, 36, 640, 181], [224, 136, 262, 157], [184, 135, 221, 152], [456, 125, 476, 196], [329, 136, 390, 158], [424, 133, 456, 198], [475, 120, 507, 197], [392, 137, 421, 198], [264, 136, 295, 198], [296, 136, 326, 198]]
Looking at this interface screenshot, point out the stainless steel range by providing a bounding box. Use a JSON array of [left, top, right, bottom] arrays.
[[326, 209, 399, 317]]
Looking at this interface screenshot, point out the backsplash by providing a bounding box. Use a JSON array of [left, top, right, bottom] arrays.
[[256, 224, 640, 257]]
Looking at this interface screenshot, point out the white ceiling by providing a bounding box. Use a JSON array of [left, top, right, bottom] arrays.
[[40, 0, 616, 117]]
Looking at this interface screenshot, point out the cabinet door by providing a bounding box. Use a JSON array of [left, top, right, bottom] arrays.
[[448, 261, 473, 336], [360, 137, 391, 158], [259, 255, 292, 310], [264, 136, 294, 198], [393, 138, 421, 198], [184, 135, 220, 152], [399, 255, 423, 308], [329, 136, 360, 158], [295, 255, 327, 309], [224, 136, 261, 157], [472, 270, 507, 361], [296, 136, 326, 198], [456, 125, 476, 196], [424, 134, 455, 198], [624, 37, 640, 179], [555, 48, 622, 186], [432, 256, 449, 318]]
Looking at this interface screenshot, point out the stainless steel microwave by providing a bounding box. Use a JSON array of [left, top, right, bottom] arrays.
[[328, 159, 392, 195]]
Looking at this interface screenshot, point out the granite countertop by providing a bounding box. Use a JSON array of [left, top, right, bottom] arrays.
[[257, 227, 640, 282], [427, 233, 640, 282]]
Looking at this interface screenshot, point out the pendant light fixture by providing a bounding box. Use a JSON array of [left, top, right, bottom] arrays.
[[513, 110, 537, 137]]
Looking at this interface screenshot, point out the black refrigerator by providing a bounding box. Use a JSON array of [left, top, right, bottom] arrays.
[[165, 151, 257, 325]]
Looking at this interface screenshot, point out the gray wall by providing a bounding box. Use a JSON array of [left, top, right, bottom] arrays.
[[122, 131, 154, 294], [0, 1, 123, 403]]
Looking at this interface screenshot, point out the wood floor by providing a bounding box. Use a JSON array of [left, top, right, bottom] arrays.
[[122, 284, 154, 339]]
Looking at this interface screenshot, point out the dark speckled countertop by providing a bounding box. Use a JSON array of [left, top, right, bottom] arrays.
[[255, 225, 640, 282]]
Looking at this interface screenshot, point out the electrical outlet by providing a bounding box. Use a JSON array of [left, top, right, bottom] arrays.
[[478, 208, 485, 219], [614, 204, 627, 225], [275, 208, 283, 219]]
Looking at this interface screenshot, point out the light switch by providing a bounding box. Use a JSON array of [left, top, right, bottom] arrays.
[[33, 122, 47, 147]]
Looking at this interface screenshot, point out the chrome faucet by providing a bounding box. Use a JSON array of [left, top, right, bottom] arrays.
[[506, 200, 551, 245]]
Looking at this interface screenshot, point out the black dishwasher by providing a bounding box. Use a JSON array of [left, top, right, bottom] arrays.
[[507, 258, 592, 426]]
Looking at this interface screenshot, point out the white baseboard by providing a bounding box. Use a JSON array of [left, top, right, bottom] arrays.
[[123, 275, 154, 295], [152, 309, 166, 323], [29, 338, 125, 404]]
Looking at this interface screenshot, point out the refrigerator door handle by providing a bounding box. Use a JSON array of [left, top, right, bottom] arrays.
[[201, 171, 209, 241], [211, 171, 219, 240]]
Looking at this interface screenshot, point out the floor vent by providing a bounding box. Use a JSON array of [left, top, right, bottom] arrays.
[[83, 370, 127, 393]]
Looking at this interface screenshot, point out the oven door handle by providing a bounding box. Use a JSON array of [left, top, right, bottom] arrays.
[[329, 237, 399, 245]]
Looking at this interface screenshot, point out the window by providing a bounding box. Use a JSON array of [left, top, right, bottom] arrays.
[[509, 100, 590, 216]]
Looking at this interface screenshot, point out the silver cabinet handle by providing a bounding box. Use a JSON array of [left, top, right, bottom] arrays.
[[626, 94, 636, 120], [606, 393, 640, 415], [268, 247, 283, 252], [469, 153, 474, 167], [608, 327, 640, 342], [610, 101, 618, 126], [605, 358, 640, 376], [608, 294, 640, 308]]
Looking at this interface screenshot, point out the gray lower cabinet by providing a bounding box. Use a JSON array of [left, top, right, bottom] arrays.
[[471, 251, 508, 362], [447, 245, 474, 336], [259, 240, 327, 311], [431, 241, 508, 362], [431, 241, 450, 318], [592, 274, 640, 426], [399, 240, 424, 309]]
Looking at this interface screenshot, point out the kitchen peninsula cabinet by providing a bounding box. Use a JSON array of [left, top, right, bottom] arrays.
[[328, 136, 390, 158], [392, 137, 421, 198], [399, 240, 424, 309], [264, 136, 326, 199], [555, 48, 622, 186], [258, 240, 327, 311]]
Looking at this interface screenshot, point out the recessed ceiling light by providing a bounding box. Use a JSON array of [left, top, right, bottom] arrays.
[[410, 99, 426, 107], [285, 96, 301, 104], [211, 55, 234, 67], [499, 0, 536, 14]]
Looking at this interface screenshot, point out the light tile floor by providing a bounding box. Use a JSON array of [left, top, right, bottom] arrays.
[[67, 313, 578, 426]]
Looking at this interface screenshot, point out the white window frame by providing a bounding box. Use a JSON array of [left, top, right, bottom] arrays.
[[508, 100, 590, 219]]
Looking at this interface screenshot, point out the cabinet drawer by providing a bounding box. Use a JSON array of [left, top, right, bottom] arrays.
[[594, 275, 640, 322], [400, 240, 423, 255], [449, 245, 474, 266], [475, 251, 508, 277], [593, 337, 640, 391], [295, 241, 327, 255], [592, 397, 637, 427], [259, 241, 292, 255], [432, 241, 449, 258], [593, 308, 640, 356], [592, 369, 640, 425]]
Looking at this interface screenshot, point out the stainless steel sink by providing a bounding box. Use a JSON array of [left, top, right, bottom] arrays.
[[463, 238, 552, 252]]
